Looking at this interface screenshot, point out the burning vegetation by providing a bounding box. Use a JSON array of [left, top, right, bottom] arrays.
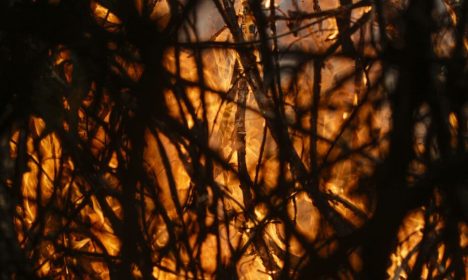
[[0, 0, 467, 279]]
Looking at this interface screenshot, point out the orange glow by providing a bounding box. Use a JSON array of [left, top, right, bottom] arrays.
[[6, 0, 465, 279]]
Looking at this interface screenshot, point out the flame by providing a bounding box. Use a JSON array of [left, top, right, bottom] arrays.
[[6, 0, 465, 279], [91, 1, 122, 33], [13, 2, 380, 277], [388, 209, 426, 278]]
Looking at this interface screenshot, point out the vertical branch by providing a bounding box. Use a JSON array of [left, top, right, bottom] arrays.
[[235, 74, 253, 207], [310, 60, 322, 193]]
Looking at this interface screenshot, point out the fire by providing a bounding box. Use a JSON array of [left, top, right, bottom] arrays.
[[2, 0, 466, 279]]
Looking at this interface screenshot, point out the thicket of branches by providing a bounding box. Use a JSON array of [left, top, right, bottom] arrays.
[[0, 0, 466, 279]]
